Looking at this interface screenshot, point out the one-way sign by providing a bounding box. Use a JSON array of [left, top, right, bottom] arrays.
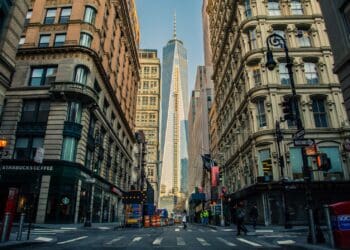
[[294, 138, 315, 147]]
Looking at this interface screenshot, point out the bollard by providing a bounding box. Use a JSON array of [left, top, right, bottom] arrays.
[[16, 213, 26, 241], [324, 205, 335, 248], [1, 212, 11, 242]]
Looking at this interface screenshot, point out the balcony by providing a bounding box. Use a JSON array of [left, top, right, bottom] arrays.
[[50, 82, 98, 105]]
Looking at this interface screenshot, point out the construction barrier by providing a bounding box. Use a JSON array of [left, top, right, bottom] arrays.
[[156, 216, 161, 227], [144, 216, 150, 228], [151, 216, 157, 227]]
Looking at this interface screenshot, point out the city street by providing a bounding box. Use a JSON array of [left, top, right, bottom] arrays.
[[7, 224, 311, 250]]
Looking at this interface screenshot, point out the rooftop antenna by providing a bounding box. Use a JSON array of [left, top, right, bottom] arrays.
[[173, 12, 176, 39]]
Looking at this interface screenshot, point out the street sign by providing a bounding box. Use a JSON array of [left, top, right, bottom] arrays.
[[293, 138, 315, 147], [293, 129, 305, 139]]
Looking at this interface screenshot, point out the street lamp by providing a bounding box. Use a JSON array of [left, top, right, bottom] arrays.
[[266, 34, 316, 242]]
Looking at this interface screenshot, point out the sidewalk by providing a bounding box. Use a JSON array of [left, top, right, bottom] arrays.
[[33, 221, 124, 230], [0, 233, 57, 249]]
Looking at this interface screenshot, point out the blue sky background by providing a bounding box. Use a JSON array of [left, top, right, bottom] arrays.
[[135, 0, 204, 98]]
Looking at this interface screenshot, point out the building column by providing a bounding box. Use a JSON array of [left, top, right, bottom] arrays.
[[35, 175, 51, 224], [108, 197, 112, 222], [90, 185, 95, 223], [100, 190, 104, 223], [74, 179, 82, 224]]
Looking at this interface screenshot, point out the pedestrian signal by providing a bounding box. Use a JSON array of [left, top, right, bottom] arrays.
[[316, 153, 331, 172], [281, 97, 294, 121]]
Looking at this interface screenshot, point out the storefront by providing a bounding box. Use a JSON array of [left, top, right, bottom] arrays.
[[0, 159, 124, 224]]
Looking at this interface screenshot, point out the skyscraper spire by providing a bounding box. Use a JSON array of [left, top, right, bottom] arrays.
[[173, 12, 176, 39]]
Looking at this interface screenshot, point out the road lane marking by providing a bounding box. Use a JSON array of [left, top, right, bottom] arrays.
[[152, 237, 163, 245], [32, 232, 57, 235], [237, 237, 262, 247], [57, 236, 88, 245], [106, 236, 124, 245], [222, 229, 234, 232], [277, 240, 296, 245], [177, 237, 186, 246], [60, 227, 77, 230], [35, 237, 53, 242], [197, 237, 210, 246], [132, 237, 142, 242], [199, 229, 205, 232], [211, 229, 217, 232], [175, 228, 180, 232], [98, 227, 110, 230], [217, 237, 236, 246], [255, 229, 273, 233]]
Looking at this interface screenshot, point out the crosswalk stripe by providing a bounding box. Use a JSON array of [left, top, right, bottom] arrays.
[[197, 237, 210, 246], [177, 237, 186, 246], [57, 236, 88, 245], [132, 237, 142, 242], [31, 232, 57, 235], [237, 237, 262, 247], [34, 237, 54, 242], [211, 229, 217, 232], [106, 236, 124, 245], [217, 237, 236, 246], [277, 240, 296, 245], [175, 228, 180, 232], [222, 229, 234, 232], [152, 237, 163, 245]]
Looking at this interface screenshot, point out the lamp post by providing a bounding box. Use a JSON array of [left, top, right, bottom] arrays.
[[266, 33, 316, 243]]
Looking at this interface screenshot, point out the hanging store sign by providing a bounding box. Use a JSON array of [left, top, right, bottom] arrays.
[[0, 165, 54, 172]]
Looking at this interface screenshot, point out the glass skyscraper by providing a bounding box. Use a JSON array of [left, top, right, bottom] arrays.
[[160, 19, 189, 212]]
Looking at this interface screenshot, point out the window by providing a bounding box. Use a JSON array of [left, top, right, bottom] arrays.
[[244, 0, 252, 17], [286, 98, 300, 127], [25, 10, 32, 25], [88, 115, 96, 137], [44, 8, 56, 24], [67, 102, 82, 123], [297, 29, 311, 47], [61, 137, 77, 161], [59, 7, 71, 24], [142, 97, 148, 105], [268, 0, 281, 16], [312, 98, 328, 127], [248, 29, 257, 50], [74, 65, 89, 84], [273, 29, 286, 40], [150, 97, 156, 106], [39, 35, 50, 48], [304, 62, 318, 84], [84, 6, 97, 24], [54, 33, 66, 47], [289, 147, 303, 180], [319, 147, 343, 177], [144, 67, 150, 74], [151, 67, 157, 74], [252, 67, 262, 86], [14, 137, 44, 160], [29, 66, 57, 86], [143, 81, 149, 89], [279, 63, 290, 85], [21, 100, 50, 123], [19, 36, 25, 45], [80, 32, 93, 47], [291, 0, 303, 15], [258, 149, 272, 181], [256, 99, 267, 127], [85, 149, 93, 169]]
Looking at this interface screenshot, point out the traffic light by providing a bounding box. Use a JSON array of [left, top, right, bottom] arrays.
[[316, 153, 331, 171], [281, 97, 294, 121]]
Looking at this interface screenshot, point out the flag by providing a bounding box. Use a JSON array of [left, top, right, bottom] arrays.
[[201, 154, 212, 170], [211, 166, 219, 187]]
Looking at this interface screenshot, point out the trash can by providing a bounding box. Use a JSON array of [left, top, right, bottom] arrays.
[[329, 201, 350, 249]]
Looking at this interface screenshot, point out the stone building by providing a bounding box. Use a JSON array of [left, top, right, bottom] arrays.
[[0, 0, 140, 224], [207, 0, 350, 225], [136, 49, 161, 206], [318, 1, 350, 120]]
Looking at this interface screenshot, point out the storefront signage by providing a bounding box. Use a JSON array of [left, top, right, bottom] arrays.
[[338, 215, 350, 231], [0, 165, 54, 172]]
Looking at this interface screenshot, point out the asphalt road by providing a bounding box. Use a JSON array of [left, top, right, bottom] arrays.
[[10, 224, 308, 250]]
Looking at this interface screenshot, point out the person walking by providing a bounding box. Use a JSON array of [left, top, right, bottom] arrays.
[[182, 210, 187, 229], [249, 205, 258, 229], [236, 202, 248, 236]]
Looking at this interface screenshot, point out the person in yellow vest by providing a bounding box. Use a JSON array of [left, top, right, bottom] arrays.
[[200, 210, 204, 224]]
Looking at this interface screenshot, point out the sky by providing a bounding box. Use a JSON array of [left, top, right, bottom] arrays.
[[135, 0, 204, 97]]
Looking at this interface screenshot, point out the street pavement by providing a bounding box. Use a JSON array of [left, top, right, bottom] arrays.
[[2, 224, 330, 250]]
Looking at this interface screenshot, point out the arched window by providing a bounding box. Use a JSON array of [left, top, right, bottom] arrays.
[[74, 65, 89, 85], [84, 6, 97, 24], [80, 32, 93, 48]]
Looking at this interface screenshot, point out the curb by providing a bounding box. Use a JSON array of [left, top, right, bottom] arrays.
[[0, 240, 53, 249]]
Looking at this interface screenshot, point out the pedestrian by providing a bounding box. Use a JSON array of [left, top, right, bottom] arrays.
[[182, 210, 187, 229], [236, 202, 248, 236], [204, 210, 209, 225], [249, 205, 258, 229], [200, 210, 204, 224]]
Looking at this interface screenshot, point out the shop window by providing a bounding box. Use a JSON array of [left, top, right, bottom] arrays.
[[38, 34, 50, 48], [74, 65, 89, 85], [84, 6, 97, 24], [29, 66, 57, 86], [279, 63, 290, 85], [256, 99, 267, 128], [21, 99, 50, 123], [59, 7, 71, 24], [244, 0, 252, 17], [304, 62, 319, 84], [54, 33, 66, 47], [67, 101, 82, 123], [312, 98, 328, 128], [44, 8, 56, 24], [14, 136, 44, 160], [61, 137, 77, 161], [25, 10, 32, 26], [268, 0, 281, 16], [291, 0, 303, 15], [80, 32, 93, 48]]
